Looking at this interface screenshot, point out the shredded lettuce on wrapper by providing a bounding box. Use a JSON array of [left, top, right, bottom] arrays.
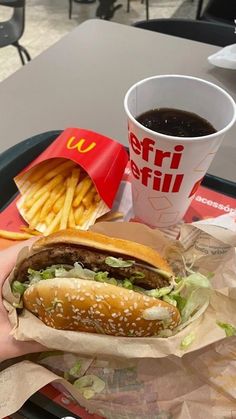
[[73, 375, 105, 399], [64, 360, 82, 381], [11, 256, 212, 337], [180, 332, 196, 350], [217, 321, 236, 337]]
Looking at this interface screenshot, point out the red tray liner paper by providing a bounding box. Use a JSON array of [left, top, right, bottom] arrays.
[[18, 128, 128, 209]]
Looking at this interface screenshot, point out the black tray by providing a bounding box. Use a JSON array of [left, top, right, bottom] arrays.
[[1, 130, 236, 418]]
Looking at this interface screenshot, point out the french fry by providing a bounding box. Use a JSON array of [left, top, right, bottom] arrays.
[[17, 156, 102, 234], [20, 226, 41, 236], [94, 193, 101, 203], [68, 207, 76, 228], [29, 159, 61, 182], [44, 208, 63, 235], [0, 229, 34, 240], [39, 184, 65, 221], [82, 188, 96, 209], [23, 178, 47, 206], [60, 169, 80, 229], [78, 203, 97, 226], [45, 211, 55, 226], [53, 194, 65, 214], [33, 174, 63, 201], [29, 210, 41, 229], [44, 159, 77, 180], [74, 204, 85, 225], [73, 177, 92, 208], [26, 191, 50, 221], [96, 211, 124, 222]]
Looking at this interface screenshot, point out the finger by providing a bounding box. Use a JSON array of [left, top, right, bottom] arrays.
[[1, 337, 48, 362], [0, 238, 37, 283]]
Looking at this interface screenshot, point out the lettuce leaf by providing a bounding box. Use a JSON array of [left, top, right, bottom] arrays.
[[180, 332, 196, 350], [217, 321, 236, 337], [105, 256, 135, 268]]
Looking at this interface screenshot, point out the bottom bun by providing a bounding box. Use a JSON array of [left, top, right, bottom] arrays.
[[23, 277, 180, 337]]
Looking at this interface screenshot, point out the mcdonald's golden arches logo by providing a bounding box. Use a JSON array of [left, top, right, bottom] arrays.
[[67, 136, 96, 153]]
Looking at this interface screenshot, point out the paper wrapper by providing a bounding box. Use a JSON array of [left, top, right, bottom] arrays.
[[14, 127, 128, 232], [1, 215, 236, 418]]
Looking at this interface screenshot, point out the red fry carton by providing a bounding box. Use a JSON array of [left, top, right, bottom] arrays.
[[14, 128, 128, 233]]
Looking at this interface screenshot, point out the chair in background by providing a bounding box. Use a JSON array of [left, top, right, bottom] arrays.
[[127, 0, 149, 20], [68, 0, 95, 19], [69, 0, 73, 19], [196, 0, 236, 26], [133, 18, 236, 47], [0, 0, 30, 65]]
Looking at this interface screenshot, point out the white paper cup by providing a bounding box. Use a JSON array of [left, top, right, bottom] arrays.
[[124, 75, 236, 228]]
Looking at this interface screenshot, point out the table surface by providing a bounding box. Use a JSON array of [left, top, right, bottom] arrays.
[[0, 19, 236, 182]]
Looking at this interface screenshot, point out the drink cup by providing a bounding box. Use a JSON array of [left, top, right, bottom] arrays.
[[124, 75, 236, 228]]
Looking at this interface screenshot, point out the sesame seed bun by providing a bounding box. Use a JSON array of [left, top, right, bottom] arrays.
[[23, 277, 180, 337], [31, 229, 172, 274]]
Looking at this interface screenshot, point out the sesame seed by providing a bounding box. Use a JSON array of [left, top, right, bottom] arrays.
[[124, 309, 129, 314], [56, 314, 63, 317], [134, 303, 138, 309], [80, 297, 85, 301], [119, 316, 123, 321], [111, 295, 116, 299], [95, 310, 100, 315], [124, 296, 129, 301], [136, 317, 141, 321], [111, 313, 118, 318]]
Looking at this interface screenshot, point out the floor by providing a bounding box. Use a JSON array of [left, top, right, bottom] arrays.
[[0, 0, 197, 82]]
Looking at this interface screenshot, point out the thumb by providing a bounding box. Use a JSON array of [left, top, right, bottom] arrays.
[[0, 238, 37, 281]]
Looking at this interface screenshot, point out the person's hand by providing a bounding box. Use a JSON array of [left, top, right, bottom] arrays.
[[0, 239, 46, 362]]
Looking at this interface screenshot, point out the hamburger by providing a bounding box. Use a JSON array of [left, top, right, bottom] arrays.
[[11, 229, 181, 337]]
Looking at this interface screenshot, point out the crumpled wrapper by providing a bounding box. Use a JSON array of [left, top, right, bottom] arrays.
[[1, 214, 236, 418]]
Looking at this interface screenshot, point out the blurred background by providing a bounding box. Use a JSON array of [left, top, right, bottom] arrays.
[[0, 0, 198, 82], [0, 0, 235, 82]]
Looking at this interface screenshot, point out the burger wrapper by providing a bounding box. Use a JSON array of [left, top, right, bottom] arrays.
[[14, 127, 128, 232], [1, 216, 236, 418]]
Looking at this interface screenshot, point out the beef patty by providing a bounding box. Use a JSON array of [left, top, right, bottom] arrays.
[[15, 245, 171, 290]]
